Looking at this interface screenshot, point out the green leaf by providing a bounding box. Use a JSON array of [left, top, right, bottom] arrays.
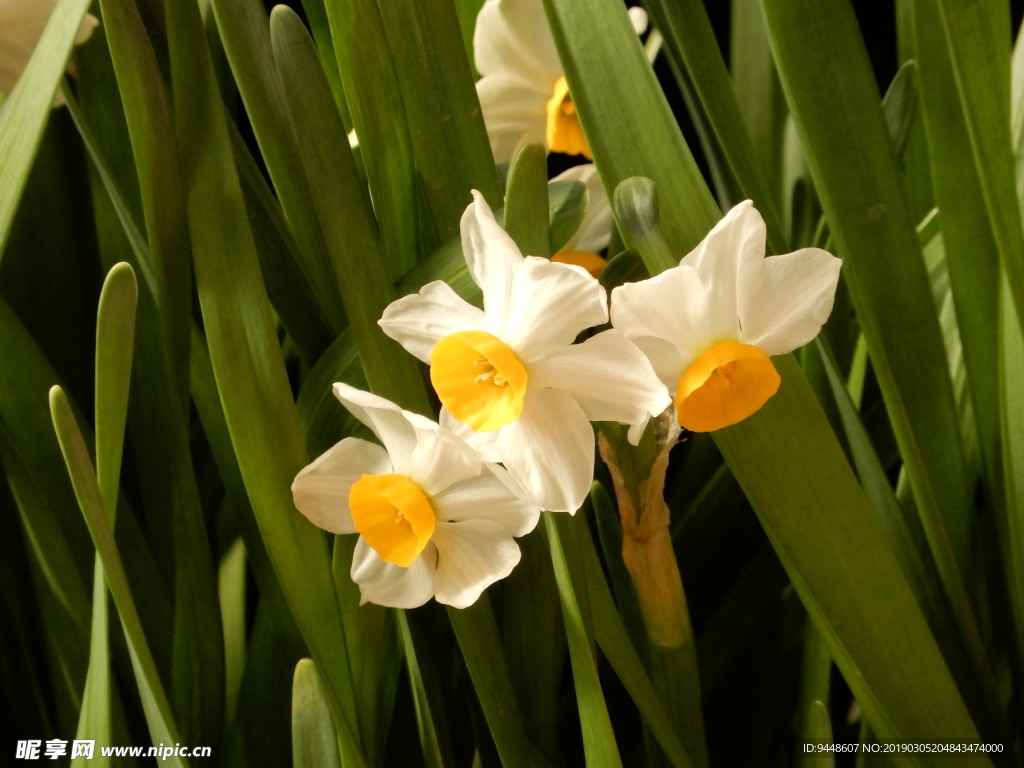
[[323, 0, 419, 277], [164, 0, 365, 761], [932, 0, 1024, 340], [883, 60, 920, 162], [208, 0, 345, 332], [730, 0, 788, 207], [1000, 277, 1024, 702], [541, 0, 719, 256], [504, 143, 550, 258], [761, 0, 985, 707], [399, 609, 458, 768], [910, 0, 1001, 523], [802, 701, 835, 768], [332, 536, 401, 767], [229, 121, 335, 365], [713, 356, 987, 750], [575, 503, 694, 768], [612, 177, 677, 275], [546, 513, 622, 768], [548, 178, 589, 254], [292, 659, 342, 768], [377, 0, 502, 244], [297, 0, 349, 124], [270, 7, 430, 416], [502, 531, 564, 765], [219, 538, 247, 727], [447, 597, 549, 768], [642, 0, 786, 253], [74, 263, 138, 767], [96, 4, 226, 743], [598, 248, 648, 292], [99, 0, 191, 409], [0, 0, 93, 257], [49, 385, 188, 768]]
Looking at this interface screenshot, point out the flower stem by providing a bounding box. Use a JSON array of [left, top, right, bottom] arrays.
[[598, 430, 709, 768]]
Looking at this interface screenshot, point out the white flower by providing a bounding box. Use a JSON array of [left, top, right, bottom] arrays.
[[291, 384, 541, 609], [379, 191, 671, 513], [0, 0, 99, 105], [550, 163, 615, 278], [611, 201, 842, 432], [473, 0, 646, 164]]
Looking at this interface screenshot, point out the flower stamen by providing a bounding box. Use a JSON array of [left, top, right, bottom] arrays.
[[431, 330, 528, 431]]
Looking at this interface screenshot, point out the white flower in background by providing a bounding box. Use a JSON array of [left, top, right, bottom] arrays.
[[473, 1, 646, 274], [550, 163, 615, 278], [291, 384, 540, 609], [611, 201, 842, 432], [473, 0, 647, 164], [0, 0, 99, 105], [380, 191, 670, 513]]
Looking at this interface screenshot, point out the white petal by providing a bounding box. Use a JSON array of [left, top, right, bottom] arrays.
[[501, 256, 608, 363], [498, 388, 595, 512], [628, 6, 649, 35], [291, 438, 391, 534], [679, 200, 766, 343], [528, 329, 671, 425], [462, 191, 523, 333], [408, 424, 485, 497], [432, 470, 541, 536], [440, 407, 503, 462], [379, 280, 486, 363], [739, 247, 843, 355], [610, 263, 713, 370], [554, 163, 614, 255], [631, 336, 687, 392], [431, 520, 522, 609], [476, 71, 550, 165], [332, 384, 418, 472], [473, 0, 562, 84], [351, 538, 437, 609]]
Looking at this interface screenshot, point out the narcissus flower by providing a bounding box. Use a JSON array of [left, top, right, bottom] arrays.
[[0, 0, 99, 104], [380, 191, 670, 513], [551, 163, 615, 278], [611, 201, 842, 432], [291, 384, 540, 609], [473, 0, 646, 164]]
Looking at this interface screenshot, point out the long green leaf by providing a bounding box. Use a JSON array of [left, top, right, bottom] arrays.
[[99, 0, 191, 408], [730, 0, 787, 210], [377, 0, 502, 244], [50, 385, 188, 768], [164, 0, 364, 761], [546, 514, 622, 768], [74, 263, 138, 767], [641, 0, 786, 252], [270, 6, 430, 415], [761, 0, 986, 708], [292, 659, 342, 768], [714, 356, 986, 753], [323, 0, 419, 277], [0, 0, 93, 256], [911, 0, 1002, 518], [90, 3, 227, 742], [208, 0, 345, 332], [933, 0, 1024, 339], [447, 597, 548, 768]]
